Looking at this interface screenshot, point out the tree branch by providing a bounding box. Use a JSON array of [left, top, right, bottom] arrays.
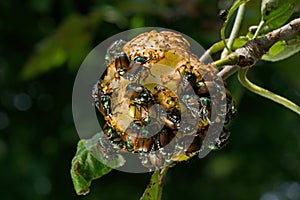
[[217, 17, 300, 78]]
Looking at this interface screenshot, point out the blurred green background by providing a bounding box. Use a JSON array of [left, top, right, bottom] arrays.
[[1, 0, 300, 199]]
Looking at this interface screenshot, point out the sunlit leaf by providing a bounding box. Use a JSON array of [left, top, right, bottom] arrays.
[[200, 37, 248, 62], [254, 0, 300, 36], [71, 140, 111, 195], [261, 0, 300, 27], [262, 37, 300, 61], [209, 37, 249, 54], [70, 133, 125, 195]]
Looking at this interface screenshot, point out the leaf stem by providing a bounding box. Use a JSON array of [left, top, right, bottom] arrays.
[[213, 53, 238, 68], [140, 167, 170, 200], [221, 3, 246, 58], [238, 68, 300, 115], [158, 167, 169, 186], [253, 20, 265, 38], [217, 3, 246, 79]]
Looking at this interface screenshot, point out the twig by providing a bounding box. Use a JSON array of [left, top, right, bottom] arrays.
[[201, 3, 246, 62], [218, 17, 300, 79], [221, 3, 246, 58], [218, 3, 245, 79]]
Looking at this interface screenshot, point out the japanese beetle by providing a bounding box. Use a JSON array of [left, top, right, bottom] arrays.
[[124, 56, 153, 82], [115, 52, 130, 76], [199, 97, 212, 123], [125, 83, 153, 105], [93, 30, 236, 170]]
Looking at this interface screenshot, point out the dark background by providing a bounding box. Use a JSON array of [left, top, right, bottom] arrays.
[[1, 0, 300, 199]]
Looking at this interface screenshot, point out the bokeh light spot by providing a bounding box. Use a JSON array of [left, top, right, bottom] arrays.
[[286, 182, 300, 200], [260, 192, 280, 200], [13, 93, 32, 111]]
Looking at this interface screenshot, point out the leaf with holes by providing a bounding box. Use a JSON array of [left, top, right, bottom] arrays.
[[70, 133, 125, 195], [258, 0, 300, 34]]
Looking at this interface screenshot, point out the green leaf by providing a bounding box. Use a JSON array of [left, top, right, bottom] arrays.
[[262, 37, 300, 61], [70, 133, 125, 195], [209, 37, 249, 54], [140, 168, 169, 200], [200, 37, 248, 62], [70, 140, 111, 195], [257, 0, 300, 35]]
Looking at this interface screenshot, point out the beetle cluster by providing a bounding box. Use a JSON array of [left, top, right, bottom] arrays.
[[92, 30, 236, 170]]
